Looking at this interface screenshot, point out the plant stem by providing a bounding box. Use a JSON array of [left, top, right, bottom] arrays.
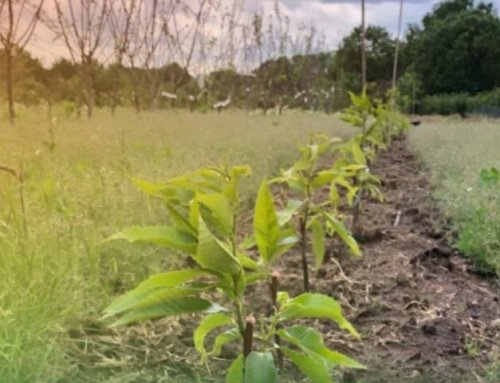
[[232, 275, 245, 334], [269, 271, 283, 369], [352, 183, 363, 232], [299, 214, 310, 292], [243, 315, 255, 358], [230, 211, 246, 333]]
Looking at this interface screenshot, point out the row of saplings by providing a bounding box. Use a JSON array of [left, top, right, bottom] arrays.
[[103, 90, 410, 382]]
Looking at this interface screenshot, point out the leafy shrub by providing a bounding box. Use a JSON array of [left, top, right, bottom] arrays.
[[104, 165, 365, 382], [102, 89, 410, 381], [271, 135, 362, 292], [420, 88, 500, 116]]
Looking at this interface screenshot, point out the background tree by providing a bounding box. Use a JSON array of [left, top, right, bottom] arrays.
[[336, 26, 396, 93], [0, 0, 44, 123], [52, 0, 111, 118], [108, 0, 140, 115], [407, 0, 500, 94]]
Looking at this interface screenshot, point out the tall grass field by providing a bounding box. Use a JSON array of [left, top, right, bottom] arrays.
[[409, 117, 500, 276]]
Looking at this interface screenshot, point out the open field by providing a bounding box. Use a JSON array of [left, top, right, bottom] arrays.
[[1, 111, 499, 383], [0, 109, 355, 383], [409, 117, 500, 276]]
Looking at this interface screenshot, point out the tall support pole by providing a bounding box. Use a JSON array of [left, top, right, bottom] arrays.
[[361, 0, 367, 88], [392, 0, 404, 89]]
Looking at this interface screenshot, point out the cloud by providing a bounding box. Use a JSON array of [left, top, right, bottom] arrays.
[[24, 0, 500, 67]]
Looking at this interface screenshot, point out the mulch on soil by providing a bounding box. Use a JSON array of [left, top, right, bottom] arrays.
[[273, 136, 499, 382]]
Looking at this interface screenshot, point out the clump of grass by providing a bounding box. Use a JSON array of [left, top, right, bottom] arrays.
[[0, 107, 355, 382], [409, 118, 500, 276]]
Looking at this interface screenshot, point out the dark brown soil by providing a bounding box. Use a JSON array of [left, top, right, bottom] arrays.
[[274, 137, 500, 382]]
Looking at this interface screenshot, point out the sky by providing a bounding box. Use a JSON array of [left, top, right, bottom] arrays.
[[25, 0, 500, 67]]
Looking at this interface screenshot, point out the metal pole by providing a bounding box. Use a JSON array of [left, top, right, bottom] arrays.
[[392, 0, 404, 89]]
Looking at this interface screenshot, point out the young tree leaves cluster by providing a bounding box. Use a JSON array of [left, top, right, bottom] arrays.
[[104, 164, 365, 382], [103, 91, 410, 382]]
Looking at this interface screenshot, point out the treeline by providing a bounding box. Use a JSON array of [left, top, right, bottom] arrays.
[[402, 0, 500, 115], [0, 25, 404, 115], [1, 0, 500, 117], [0, 50, 342, 114], [421, 89, 500, 116]]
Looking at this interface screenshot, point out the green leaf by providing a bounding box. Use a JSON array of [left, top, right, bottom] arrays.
[[237, 251, 259, 270], [329, 184, 340, 207], [111, 297, 213, 326], [279, 293, 360, 339], [226, 355, 244, 383], [278, 326, 365, 369], [346, 186, 359, 207], [198, 193, 234, 235], [325, 214, 361, 257], [106, 287, 205, 319], [134, 177, 194, 205], [312, 171, 335, 188], [194, 313, 235, 360], [166, 203, 197, 236], [103, 269, 211, 317], [189, 195, 200, 228], [211, 328, 242, 356], [109, 226, 197, 254], [253, 180, 280, 264], [241, 235, 256, 250], [230, 165, 252, 179], [281, 347, 332, 383], [350, 137, 366, 165], [132, 178, 168, 198], [310, 219, 325, 269], [244, 352, 278, 383], [277, 199, 302, 227], [244, 272, 267, 284], [195, 218, 241, 274], [275, 230, 300, 258], [169, 169, 223, 194]]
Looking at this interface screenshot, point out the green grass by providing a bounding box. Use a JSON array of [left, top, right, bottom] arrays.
[[0, 107, 353, 382], [409, 117, 500, 276]]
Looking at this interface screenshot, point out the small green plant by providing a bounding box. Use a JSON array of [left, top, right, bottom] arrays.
[[331, 137, 383, 230], [340, 89, 410, 150], [480, 167, 500, 186], [104, 164, 365, 382], [339, 88, 372, 134], [464, 336, 481, 357], [337, 89, 409, 229], [272, 135, 361, 292]]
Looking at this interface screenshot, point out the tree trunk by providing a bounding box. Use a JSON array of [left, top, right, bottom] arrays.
[[87, 64, 95, 119], [82, 58, 94, 119], [6, 46, 15, 124]]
